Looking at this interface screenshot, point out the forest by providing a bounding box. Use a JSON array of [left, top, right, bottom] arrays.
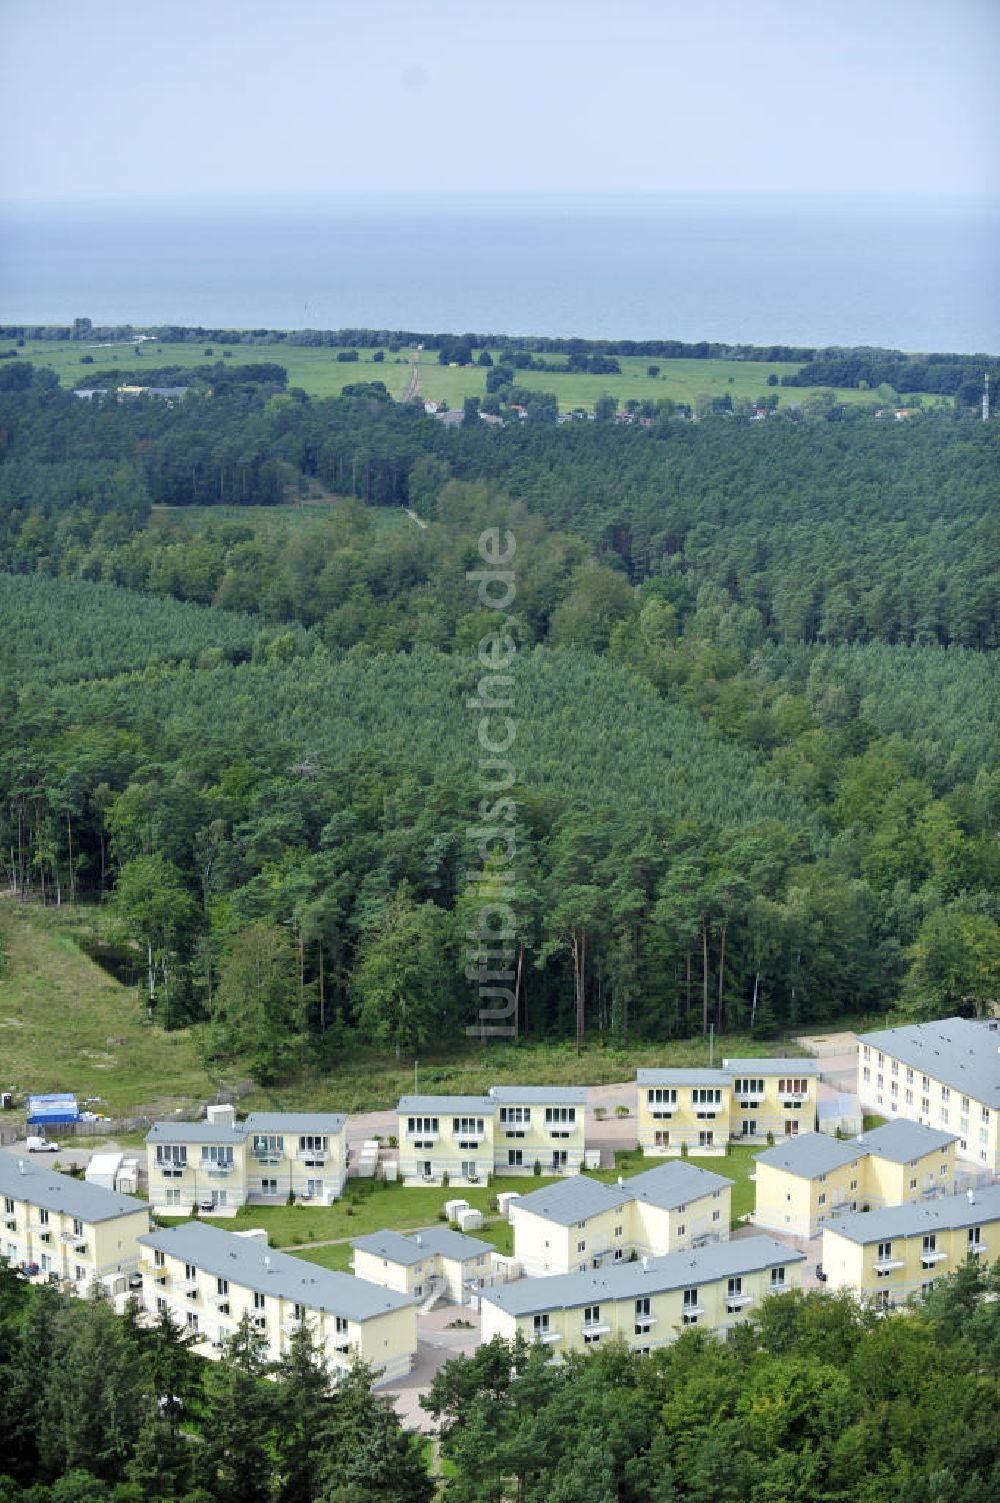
[[2, 1258, 999, 1502], [0, 355, 997, 1078]]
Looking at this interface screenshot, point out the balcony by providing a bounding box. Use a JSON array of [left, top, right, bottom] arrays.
[[633, 1314, 656, 1329], [140, 1258, 168, 1281], [681, 1305, 704, 1320], [298, 1152, 327, 1166], [921, 1251, 948, 1267], [725, 1294, 754, 1311], [156, 1166, 185, 1179], [201, 1162, 234, 1177], [970, 1241, 988, 1256], [3, 1218, 16, 1232], [581, 1320, 611, 1336], [210, 1291, 232, 1308], [533, 1328, 561, 1343], [873, 1257, 905, 1274], [406, 1131, 438, 1142], [253, 1153, 282, 1167]]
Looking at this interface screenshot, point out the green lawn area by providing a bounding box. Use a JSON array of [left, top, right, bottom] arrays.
[[16, 336, 950, 415], [185, 1143, 762, 1278], [0, 898, 226, 1115]]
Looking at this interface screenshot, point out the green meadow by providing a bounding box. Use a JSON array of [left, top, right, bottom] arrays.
[[11, 336, 947, 414]]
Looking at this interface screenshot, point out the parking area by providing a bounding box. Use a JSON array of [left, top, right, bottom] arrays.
[[380, 1306, 481, 1430]]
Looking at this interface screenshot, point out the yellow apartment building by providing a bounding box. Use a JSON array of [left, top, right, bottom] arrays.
[[637, 1060, 819, 1155], [350, 1225, 495, 1306], [479, 1234, 805, 1356], [753, 1120, 957, 1238], [510, 1160, 732, 1276], [722, 1057, 819, 1143], [487, 1086, 587, 1174], [0, 1149, 150, 1293], [821, 1182, 1000, 1307], [636, 1069, 733, 1154], [857, 1017, 1000, 1172], [396, 1095, 496, 1184], [139, 1221, 417, 1382], [146, 1106, 348, 1214]]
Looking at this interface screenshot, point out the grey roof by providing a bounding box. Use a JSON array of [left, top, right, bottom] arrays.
[[859, 1120, 957, 1164], [755, 1133, 867, 1177], [139, 1221, 414, 1320], [397, 1095, 495, 1115], [0, 1150, 149, 1224], [512, 1175, 633, 1225], [351, 1226, 492, 1265], [857, 1018, 1000, 1108], [146, 1121, 244, 1146], [489, 1086, 588, 1105], [481, 1235, 804, 1317], [724, 1057, 819, 1076], [823, 1184, 1000, 1245], [625, 1161, 733, 1211], [244, 1112, 347, 1136], [636, 1069, 732, 1086]]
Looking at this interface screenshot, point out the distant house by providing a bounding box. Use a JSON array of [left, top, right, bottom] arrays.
[[423, 399, 442, 414], [479, 412, 504, 426], [74, 388, 108, 401], [435, 408, 465, 427], [508, 403, 528, 419], [118, 384, 189, 403]]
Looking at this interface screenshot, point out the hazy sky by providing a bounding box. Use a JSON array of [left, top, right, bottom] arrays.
[[2, 0, 997, 203]]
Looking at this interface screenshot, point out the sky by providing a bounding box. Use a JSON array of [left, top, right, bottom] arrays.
[[1, 0, 997, 203]]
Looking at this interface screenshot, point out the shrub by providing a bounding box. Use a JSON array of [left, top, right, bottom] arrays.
[[680, 1142, 689, 1158], [594, 1106, 607, 1121], [533, 1160, 542, 1177], [766, 1131, 775, 1147], [437, 1208, 447, 1221], [615, 1104, 629, 1118], [388, 1135, 398, 1148], [442, 1171, 450, 1188]]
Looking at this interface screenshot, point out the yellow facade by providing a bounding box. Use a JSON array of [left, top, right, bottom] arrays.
[[480, 1236, 804, 1356], [1, 1151, 150, 1294], [146, 1108, 348, 1214], [637, 1059, 818, 1156], [397, 1095, 496, 1183], [141, 1223, 417, 1382], [350, 1227, 494, 1305], [857, 1018, 1000, 1173], [754, 1125, 958, 1238], [489, 1087, 587, 1174], [636, 1070, 733, 1155], [510, 1162, 732, 1276], [821, 1184, 1000, 1307]]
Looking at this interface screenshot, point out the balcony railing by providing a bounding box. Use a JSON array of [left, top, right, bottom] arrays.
[[725, 1293, 754, 1311], [921, 1250, 948, 1266], [970, 1241, 988, 1256], [533, 1328, 561, 1343], [201, 1163, 234, 1177], [873, 1257, 905, 1274], [253, 1153, 282, 1166], [581, 1319, 611, 1335]]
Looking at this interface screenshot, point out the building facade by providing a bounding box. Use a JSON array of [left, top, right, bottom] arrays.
[[480, 1235, 805, 1356], [753, 1121, 957, 1238], [857, 1017, 1000, 1171], [351, 1225, 495, 1305], [146, 1106, 348, 1215], [636, 1059, 818, 1155], [0, 1149, 149, 1294], [821, 1183, 1000, 1307], [510, 1161, 732, 1276], [139, 1221, 417, 1382], [488, 1086, 587, 1174]]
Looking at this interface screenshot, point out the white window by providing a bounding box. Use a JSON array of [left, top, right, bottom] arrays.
[[201, 1146, 233, 1168], [734, 1078, 764, 1096], [699, 1131, 714, 1147], [533, 1313, 549, 1335], [499, 1107, 531, 1125], [682, 1287, 699, 1323], [940, 1086, 951, 1102], [770, 1266, 786, 1288], [3, 1197, 13, 1216], [968, 1226, 982, 1248], [260, 1178, 278, 1195], [583, 1304, 601, 1325], [921, 1097, 930, 1114], [156, 1144, 187, 1168], [778, 1078, 809, 1096], [185, 1262, 197, 1281], [545, 1107, 576, 1125], [692, 1088, 722, 1106], [452, 1117, 485, 1136], [577, 1240, 586, 1253], [647, 1088, 677, 1107], [335, 1315, 348, 1334], [154, 1250, 165, 1268], [217, 1277, 229, 1296], [407, 1116, 439, 1135], [507, 1149, 523, 1167], [254, 1291, 266, 1310], [252, 1134, 284, 1157]]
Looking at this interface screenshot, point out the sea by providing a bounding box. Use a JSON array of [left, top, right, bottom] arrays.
[[0, 193, 997, 353]]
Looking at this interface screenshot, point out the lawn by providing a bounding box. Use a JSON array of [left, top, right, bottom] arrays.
[[0, 898, 226, 1115], [15, 336, 949, 415], [186, 1142, 763, 1279]]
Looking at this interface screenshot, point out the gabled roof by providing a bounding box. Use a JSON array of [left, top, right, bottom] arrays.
[[636, 1069, 732, 1087], [489, 1086, 588, 1105], [860, 1120, 957, 1164], [857, 1018, 1000, 1108], [244, 1112, 347, 1136], [351, 1226, 491, 1265], [145, 1121, 244, 1146], [482, 1236, 804, 1316], [724, 1058, 819, 1076], [0, 1150, 149, 1224], [397, 1095, 495, 1115], [511, 1175, 633, 1226], [625, 1160, 732, 1211], [140, 1221, 414, 1320], [823, 1183, 1000, 1245], [754, 1133, 867, 1178]]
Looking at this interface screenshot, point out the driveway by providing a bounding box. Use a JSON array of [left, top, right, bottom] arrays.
[[380, 1306, 481, 1430]]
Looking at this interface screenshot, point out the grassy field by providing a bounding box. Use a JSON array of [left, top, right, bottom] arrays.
[[14, 337, 948, 415], [0, 899, 224, 1114], [147, 500, 414, 537], [187, 1142, 762, 1275]]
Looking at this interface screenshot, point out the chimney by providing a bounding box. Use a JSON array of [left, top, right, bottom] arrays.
[[642, 1256, 649, 1272], [415, 1233, 422, 1247], [617, 1176, 624, 1187], [967, 1189, 975, 1204]]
